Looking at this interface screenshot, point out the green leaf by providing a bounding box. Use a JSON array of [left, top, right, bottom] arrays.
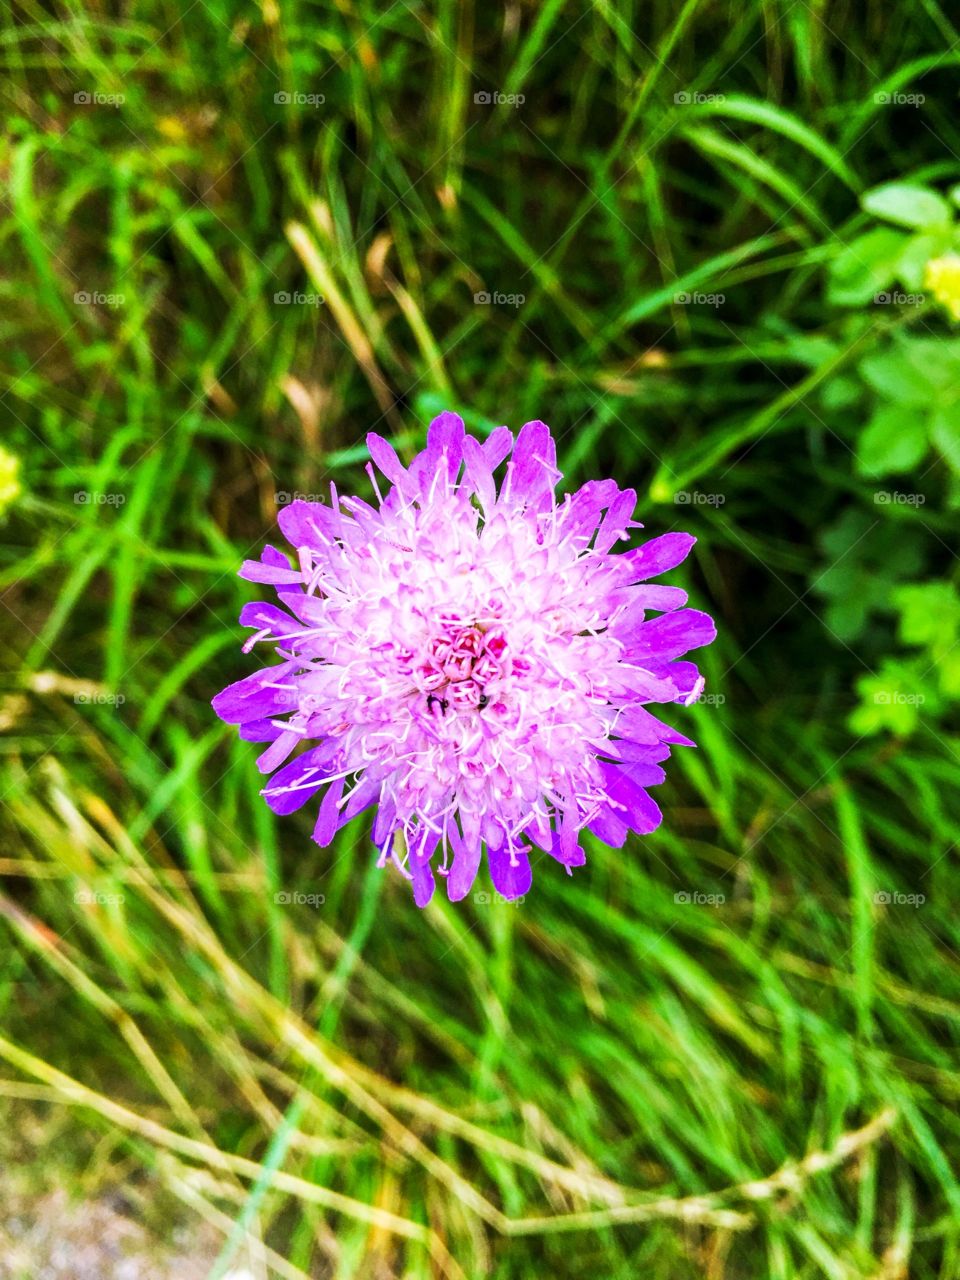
[[856, 405, 928, 477], [683, 127, 826, 229], [681, 95, 861, 190], [931, 404, 960, 474], [778, 334, 841, 367], [940, 649, 960, 698], [898, 228, 956, 289], [818, 508, 873, 560], [820, 374, 862, 412], [849, 683, 919, 736], [859, 348, 935, 404], [827, 228, 906, 306], [900, 339, 960, 401], [814, 511, 926, 643], [861, 182, 952, 229], [892, 582, 960, 647], [823, 598, 868, 644], [849, 661, 938, 737]]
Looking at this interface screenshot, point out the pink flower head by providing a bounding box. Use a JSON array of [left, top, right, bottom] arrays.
[[213, 413, 715, 906]]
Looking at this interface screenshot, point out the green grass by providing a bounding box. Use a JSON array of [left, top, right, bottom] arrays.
[[3, 1, 960, 1276]]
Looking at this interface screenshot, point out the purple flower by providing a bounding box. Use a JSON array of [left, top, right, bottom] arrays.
[[213, 413, 715, 906]]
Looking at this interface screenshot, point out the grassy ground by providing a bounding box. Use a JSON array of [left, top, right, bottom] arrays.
[[3, 1, 960, 1276]]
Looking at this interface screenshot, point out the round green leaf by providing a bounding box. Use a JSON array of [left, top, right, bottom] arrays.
[[827, 228, 907, 306], [856, 404, 929, 476], [931, 404, 960, 474], [859, 348, 934, 404], [861, 182, 952, 229]]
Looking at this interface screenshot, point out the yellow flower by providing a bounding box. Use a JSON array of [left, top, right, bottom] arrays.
[[0, 446, 21, 516], [924, 254, 960, 321]]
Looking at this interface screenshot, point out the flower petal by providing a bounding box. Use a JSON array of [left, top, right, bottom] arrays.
[[488, 842, 532, 900], [625, 532, 697, 580], [409, 827, 440, 908], [278, 499, 339, 549], [447, 820, 483, 901], [510, 419, 558, 510], [366, 433, 410, 490], [312, 776, 346, 847], [587, 803, 629, 848], [630, 609, 716, 661], [212, 663, 297, 724], [238, 601, 302, 642], [261, 742, 338, 815], [599, 762, 663, 835], [594, 487, 638, 554]]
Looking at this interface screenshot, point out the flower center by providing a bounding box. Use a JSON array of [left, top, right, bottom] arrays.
[[412, 622, 508, 716]]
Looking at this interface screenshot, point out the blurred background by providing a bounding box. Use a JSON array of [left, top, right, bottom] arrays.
[[3, 1, 960, 1276]]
